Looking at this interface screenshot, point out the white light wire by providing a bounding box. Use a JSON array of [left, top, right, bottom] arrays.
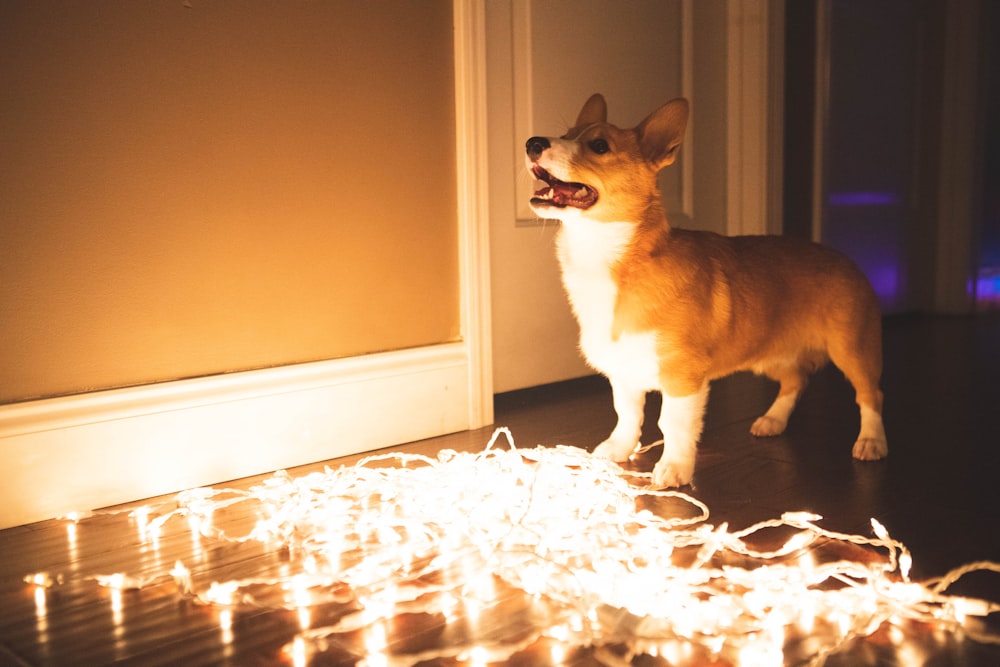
[[26, 428, 1000, 666]]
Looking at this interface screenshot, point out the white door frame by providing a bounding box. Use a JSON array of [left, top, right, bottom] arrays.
[[725, 0, 784, 237], [454, 0, 494, 426]]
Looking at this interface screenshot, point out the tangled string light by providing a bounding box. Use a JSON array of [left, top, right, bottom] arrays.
[[26, 429, 1000, 666]]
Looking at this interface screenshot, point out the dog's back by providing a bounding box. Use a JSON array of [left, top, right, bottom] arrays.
[[653, 230, 882, 382]]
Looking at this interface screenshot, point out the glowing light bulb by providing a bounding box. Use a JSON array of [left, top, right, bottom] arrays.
[[439, 592, 459, 623], [290, 574, 311, 607], [204, 580, 239, 606], [466, 646, 489, 667], [170, 561, 192, 595], [899, 550, 913, 581], [781, 530, 814, 554]]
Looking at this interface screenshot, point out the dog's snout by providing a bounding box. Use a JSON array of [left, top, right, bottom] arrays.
[[526, 136, 551, 160]]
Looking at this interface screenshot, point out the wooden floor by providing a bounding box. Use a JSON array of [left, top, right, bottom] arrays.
[[1, 313, 999, 666]]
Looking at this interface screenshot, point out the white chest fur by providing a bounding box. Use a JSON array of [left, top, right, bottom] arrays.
[[556, 219, 660, 391]]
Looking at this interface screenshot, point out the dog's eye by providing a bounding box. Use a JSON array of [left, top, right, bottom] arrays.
[[588, 138, 610, 155]]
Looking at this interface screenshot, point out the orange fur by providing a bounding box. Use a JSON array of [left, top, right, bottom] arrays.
[[526, 94, 887, 487]]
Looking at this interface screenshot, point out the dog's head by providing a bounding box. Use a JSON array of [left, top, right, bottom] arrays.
[[525, 94, 688, 223]]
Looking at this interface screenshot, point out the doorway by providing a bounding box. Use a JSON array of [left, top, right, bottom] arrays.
[[783, 0, 992, 314]]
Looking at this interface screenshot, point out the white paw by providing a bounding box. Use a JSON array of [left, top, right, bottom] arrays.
[[651, 457, 694, 488], [592, 438, 638, 462], [750, 415, 786, 437], [852, 437, 888, 461]]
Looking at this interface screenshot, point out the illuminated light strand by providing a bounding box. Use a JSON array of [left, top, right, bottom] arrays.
[[34, 428, 1000, 666]]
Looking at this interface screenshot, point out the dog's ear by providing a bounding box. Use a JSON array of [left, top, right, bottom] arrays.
[[573, 93, 607, 128], [636, 98, 689, 168]]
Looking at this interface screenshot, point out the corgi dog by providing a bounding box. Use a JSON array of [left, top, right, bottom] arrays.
[[525, 94, 887, 487]]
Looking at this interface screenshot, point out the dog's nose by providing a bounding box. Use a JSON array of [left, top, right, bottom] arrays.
[[525, 136, 550, 160]]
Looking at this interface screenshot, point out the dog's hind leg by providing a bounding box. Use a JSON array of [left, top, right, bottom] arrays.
[[852, 402, 887, 460], [750, 361, 810, 437], [829, 328, 888, 460]]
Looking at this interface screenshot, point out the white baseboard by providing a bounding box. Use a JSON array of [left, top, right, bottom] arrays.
[[0, 343, 472, 529]]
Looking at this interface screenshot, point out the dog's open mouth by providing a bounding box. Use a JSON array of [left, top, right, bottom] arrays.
[[530, 166, 598, 210]]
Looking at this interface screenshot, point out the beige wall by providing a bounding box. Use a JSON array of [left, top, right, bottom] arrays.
[[0, 1, 459, 404]]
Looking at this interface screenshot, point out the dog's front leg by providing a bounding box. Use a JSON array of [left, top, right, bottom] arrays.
[[592, 379, 646, 462], [651, 385, 709, 488]]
